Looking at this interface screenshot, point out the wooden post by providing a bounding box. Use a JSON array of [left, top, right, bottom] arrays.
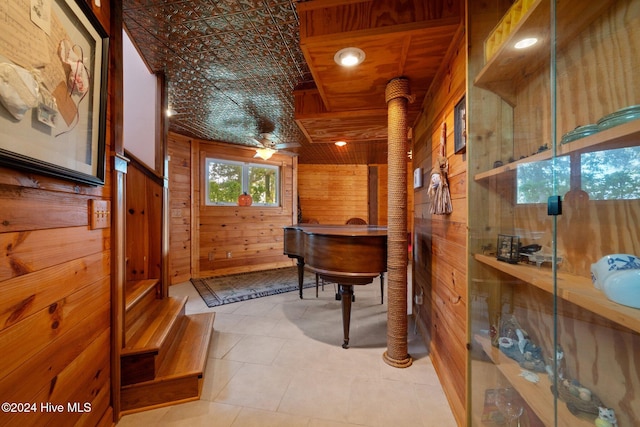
[[383, 77, 413, 368]]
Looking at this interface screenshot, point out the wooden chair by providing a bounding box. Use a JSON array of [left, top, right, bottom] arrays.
[[345, 217, 367, 225]]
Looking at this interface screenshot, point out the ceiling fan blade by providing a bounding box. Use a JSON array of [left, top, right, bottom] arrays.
[[277, 150, 298, 157], [275, 142, 301, 149]]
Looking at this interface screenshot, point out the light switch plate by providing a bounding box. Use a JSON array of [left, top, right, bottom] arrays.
[[90, 199, 110, 229]]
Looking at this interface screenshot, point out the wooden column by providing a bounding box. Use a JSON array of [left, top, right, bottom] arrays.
[[383, 77, 413, 368]]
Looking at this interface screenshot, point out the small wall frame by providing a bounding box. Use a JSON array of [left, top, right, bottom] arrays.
[[454, 95, 466, 154]]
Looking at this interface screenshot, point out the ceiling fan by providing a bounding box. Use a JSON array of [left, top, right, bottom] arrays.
[[251, 133, 300, 160]]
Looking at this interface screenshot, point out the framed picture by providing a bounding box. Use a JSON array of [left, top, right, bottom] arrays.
[[0, 0, 109, 186], [454, 95, 466, 154], [413, 167, 423, 189]]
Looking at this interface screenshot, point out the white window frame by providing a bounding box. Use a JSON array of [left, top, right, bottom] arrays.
[[204, 157, 280, 207]]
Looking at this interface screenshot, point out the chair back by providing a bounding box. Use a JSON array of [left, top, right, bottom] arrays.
[[345, 217, 367, 225]]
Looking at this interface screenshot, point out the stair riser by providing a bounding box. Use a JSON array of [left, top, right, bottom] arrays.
[[120, 375, 201, 412], [121, 352, 157, 386], [125, 288, 158, 333], [154, 304, 186, 373]]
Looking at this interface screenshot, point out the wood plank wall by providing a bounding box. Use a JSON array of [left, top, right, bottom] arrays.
[[0, 0, 115, 424], [167, 133, 297, 279], [298, 164, 371, 225], [412, 26, 467, 425], [126, 155, 163, 284], [167, 134, 396, 282], [168, 133, 193, 284]]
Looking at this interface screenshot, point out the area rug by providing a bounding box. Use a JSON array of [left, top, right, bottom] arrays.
[[190, 267, 316, 307]]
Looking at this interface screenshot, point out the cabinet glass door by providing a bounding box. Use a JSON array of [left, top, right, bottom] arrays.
[[467, 0, 640, 426]]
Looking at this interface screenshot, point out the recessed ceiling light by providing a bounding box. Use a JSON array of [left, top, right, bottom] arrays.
[[514, 37, 538, 49], [335, 141, 347, 147], [334, 47, 365, 67]]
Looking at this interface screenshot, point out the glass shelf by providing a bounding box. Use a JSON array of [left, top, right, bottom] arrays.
[[474, 334, 593, 427], [474, 118, 640, 181], [475, 254, 640, 335]]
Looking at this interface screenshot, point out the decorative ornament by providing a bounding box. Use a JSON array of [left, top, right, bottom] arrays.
[[238, 192, 252, 206], [427, 122, 452, 215]]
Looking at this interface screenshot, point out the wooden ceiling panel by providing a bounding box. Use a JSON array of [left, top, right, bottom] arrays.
[[295, 0, 462, 154]]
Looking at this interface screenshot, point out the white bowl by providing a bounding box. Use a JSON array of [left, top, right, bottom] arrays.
[[602, 270, 640, 309], [591, 254, 640, 289]]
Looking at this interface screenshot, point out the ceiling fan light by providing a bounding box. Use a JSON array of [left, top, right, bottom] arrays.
[[335, 141, 347, 147], [255, 147, 276, 160], [334, 47, 365, 67]]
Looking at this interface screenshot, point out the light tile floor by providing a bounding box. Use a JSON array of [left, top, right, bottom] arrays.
[[117, 275, 457, 427]]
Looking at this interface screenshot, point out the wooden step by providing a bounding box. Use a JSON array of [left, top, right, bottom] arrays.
[[120, 312, 215, 413], [121, 296, 187, 385], [125, 279, 159, 331], [126, 279, 158, 312]]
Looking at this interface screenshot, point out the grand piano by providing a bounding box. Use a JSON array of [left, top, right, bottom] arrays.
[[283, 224, 387, 348]]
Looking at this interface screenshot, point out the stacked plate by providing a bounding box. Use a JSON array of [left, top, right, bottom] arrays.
[[597, 104, 640, 130], [560, 105, 640, 144], [560, 124, 600, 144]]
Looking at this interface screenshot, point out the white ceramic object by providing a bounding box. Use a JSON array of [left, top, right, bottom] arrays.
[[591, 254, 640, 289], [602, 270, 640, 309]]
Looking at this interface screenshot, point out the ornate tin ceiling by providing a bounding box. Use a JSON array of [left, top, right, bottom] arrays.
[[123, 0, 312, 152], [122, 0, 462, 164]]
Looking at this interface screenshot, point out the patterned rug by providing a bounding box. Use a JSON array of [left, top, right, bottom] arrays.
[[190, 267, 317, 307]]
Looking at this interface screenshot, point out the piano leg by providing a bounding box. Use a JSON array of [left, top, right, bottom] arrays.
[[339, 284, 354, 349], [296, 258, 305, 299]]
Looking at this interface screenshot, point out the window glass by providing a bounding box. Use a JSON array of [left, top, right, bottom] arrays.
[[581, 146, 640, 200], [205, 158, 279, 206], [516, 146, 640, 203], [248, 165, 279, 205], [516, 157, 570, 204]]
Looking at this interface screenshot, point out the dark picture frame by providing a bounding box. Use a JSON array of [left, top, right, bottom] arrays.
[[0, 0, 109, 186], [454, 94, 466, 154]]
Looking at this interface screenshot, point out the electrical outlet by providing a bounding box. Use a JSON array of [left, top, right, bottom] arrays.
[[226, 252, 232, 259], [89, 199, 110, 229], [414, 294, 423, 305]]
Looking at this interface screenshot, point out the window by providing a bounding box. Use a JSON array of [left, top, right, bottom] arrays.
[[516, 146, 640, 203], [516, 157, 570, 204], [581, 146, 640, 200], [205, 158, 279, 206]]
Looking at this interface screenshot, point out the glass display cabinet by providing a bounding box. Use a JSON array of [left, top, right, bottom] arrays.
[[467, 0, 640, 426]]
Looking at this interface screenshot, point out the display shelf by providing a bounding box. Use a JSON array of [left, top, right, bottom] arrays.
[[475, 254, 640, 334], [474, 334, 592, 427], [474, 118, 640, 181], [474, 0, 615, 106]]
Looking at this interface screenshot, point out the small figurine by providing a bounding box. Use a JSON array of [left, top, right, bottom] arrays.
[[594, 407, 618, 427], [545, 345, 566, 381]]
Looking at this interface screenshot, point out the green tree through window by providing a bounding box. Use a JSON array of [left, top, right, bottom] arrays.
[[517, 146, 640, 203], [205, 158, 280, 206]]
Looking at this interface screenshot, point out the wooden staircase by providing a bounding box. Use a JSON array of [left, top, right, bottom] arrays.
[[120, 279, 215, 413]]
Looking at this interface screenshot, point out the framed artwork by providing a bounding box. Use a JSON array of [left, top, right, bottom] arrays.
[[413, 167, 423, 189], [0, 0, 109, 185], [454, 95, 466, 154]]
